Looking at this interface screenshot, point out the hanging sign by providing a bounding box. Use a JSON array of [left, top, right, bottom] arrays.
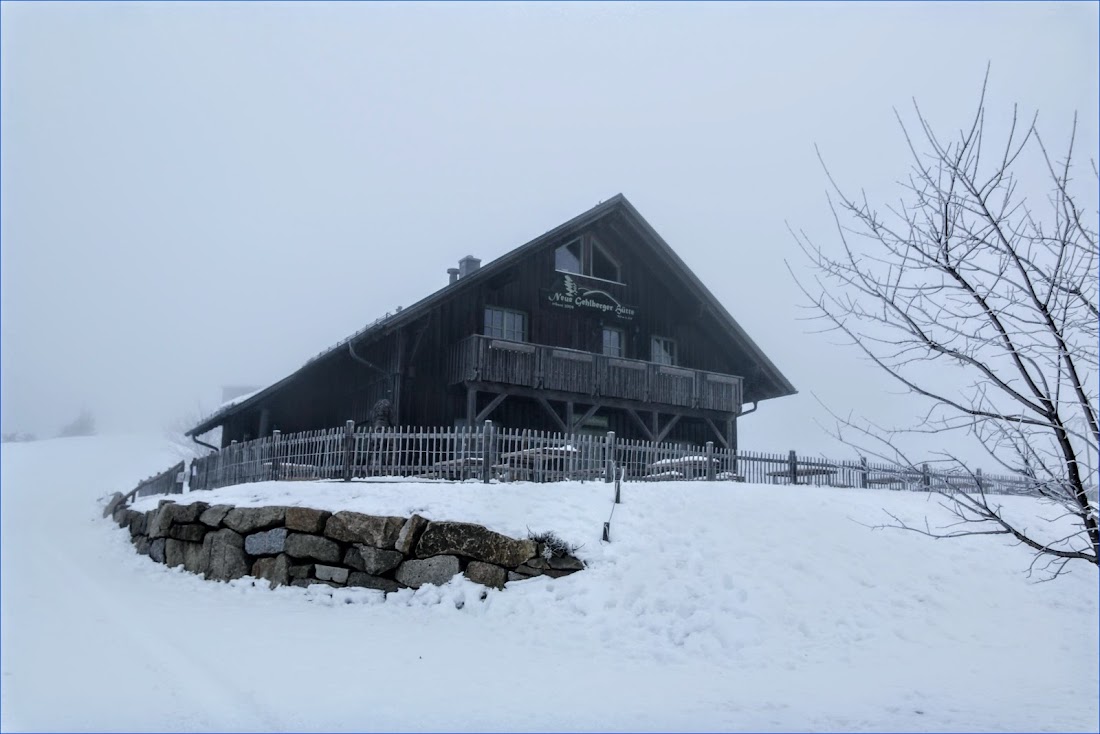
[[544, 274, 636, 321]]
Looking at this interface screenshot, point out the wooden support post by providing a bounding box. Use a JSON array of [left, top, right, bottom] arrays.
[[921, 463, 930, 490], [860, 456, 868, 489], [466, 386, 477, 428], [272, 430, 281, 481], [536, 397, 568, 433], [975, 467, 983, 493], [482, 420, 493, 484], [343, 420, 355, 482], [605, 431, 616, 483], [574, 403, 600, 431], [651, 411, 659, 442], [706, 441, 715, 481], [656, 414, 681, 443], [475, 393, 508, 423], [614, 467, 621, 503], [704, 417, 728, 449], [727, 418, 738, 476], [566, 401, 574, 433], [788, 449, 797, 485], [625, 408, 654, 441], [602, 522, 610, 542], [258, 408, 271, 438]]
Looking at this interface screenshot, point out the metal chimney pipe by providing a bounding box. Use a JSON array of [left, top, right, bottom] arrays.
[[447, 267, 460, 284], [458, 256, 481, 278]]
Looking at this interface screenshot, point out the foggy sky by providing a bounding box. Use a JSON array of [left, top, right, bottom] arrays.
[[2, 1, 1097, 463]]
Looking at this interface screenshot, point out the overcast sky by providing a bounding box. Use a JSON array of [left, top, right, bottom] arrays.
[[2, 1, 1097, 463]]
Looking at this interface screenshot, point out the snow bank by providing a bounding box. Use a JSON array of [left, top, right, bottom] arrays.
[[2, 435, 1097, 732]]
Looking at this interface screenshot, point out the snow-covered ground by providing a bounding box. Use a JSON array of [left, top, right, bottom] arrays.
[[2, 435, 1097, 732]]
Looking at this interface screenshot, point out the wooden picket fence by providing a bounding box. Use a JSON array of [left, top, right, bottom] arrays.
[[178, 421, 1040, 497]]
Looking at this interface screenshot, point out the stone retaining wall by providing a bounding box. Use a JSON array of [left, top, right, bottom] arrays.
[[110, 500, 584, 592]]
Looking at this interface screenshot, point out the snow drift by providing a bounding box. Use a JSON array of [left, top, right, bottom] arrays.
[[1, 435, 1096, 732]]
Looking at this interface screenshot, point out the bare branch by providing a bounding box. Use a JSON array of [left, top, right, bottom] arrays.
[[792, 70, 1099, 577]]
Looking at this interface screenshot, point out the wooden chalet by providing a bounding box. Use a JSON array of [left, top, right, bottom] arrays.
[[187, 195, 796, 451]]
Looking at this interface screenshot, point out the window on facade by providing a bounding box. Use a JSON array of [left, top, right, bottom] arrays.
[[651, 336, 677, 365], [602, 327, 624, 358], [484, 307, 527, 342], [554, 236, 622, 283]]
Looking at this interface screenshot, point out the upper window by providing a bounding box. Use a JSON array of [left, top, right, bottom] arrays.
[[484, 307, 527, 342], [602, 327, 624, 358], [651, 336, 677, 366], [554, 236, 621, 283], [554, 240, 583, 274]]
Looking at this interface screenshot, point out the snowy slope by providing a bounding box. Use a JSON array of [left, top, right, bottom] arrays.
[[2, 435, 1097, 732]]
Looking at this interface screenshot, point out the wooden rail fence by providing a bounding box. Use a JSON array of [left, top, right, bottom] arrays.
[[126, 460, 186, 501]]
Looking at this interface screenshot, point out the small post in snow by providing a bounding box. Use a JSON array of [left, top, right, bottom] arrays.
[[343, 420, 355, 482], [975, 467, 983, 493], [859, 456, 869, 489], [921, 462, 930, 490], [605, 431, 616, 483], [602, 522, 610, 543], [705, 441, 715, 481], [614, 467, 621, 504], [788, 449, 798, 485]]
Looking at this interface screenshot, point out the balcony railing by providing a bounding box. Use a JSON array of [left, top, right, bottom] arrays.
[[448, 334, 743, 413]]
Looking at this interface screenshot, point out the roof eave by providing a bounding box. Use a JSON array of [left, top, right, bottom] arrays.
[[615, 197, 798, 399]]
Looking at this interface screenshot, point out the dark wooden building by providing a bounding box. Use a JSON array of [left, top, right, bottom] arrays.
[[187, 195, 796, 450]]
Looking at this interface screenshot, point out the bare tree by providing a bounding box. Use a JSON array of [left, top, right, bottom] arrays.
[[790, 70, 1098, 578], [57, 409, 96, 438], [164, 403, 220, 460]]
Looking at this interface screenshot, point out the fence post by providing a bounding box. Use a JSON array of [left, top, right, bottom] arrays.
[[614, 466, 621, 504], [605, 431, 616, 483], [921, 462, 930, 490], [860, 456, 868, 489], [230, 440, 238, 486], [602, 522, 611, 542], [343, 420, 355, 482], [788, 449, 798, 485], [482, 420, 494, 484], [272, 430, 281, 481], [975, 467, 983, 493], [706, 441, 715, 481]]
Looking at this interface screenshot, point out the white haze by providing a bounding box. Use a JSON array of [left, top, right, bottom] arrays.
[[2, 2, 1097, 467]]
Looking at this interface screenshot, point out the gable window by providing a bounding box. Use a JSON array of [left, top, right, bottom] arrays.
[[602, 327, 624, 358], [484, 307, 527, 342], [554, 235, 622, 283], [651, 336, 677, 366], [554, 240, 583, 274]]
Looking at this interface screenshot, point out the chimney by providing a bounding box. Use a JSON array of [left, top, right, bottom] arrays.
[[447, 267, 460, 284], [458, 255, 481, 278]]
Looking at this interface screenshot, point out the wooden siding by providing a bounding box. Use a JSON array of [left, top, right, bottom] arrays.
[[218, 212, 761, 445]]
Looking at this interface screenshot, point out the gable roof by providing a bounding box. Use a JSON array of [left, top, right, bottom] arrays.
[[187, 194, 795, 436]]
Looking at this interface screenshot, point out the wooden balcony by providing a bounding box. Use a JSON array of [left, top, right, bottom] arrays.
[[447, 334, 743, 414]]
